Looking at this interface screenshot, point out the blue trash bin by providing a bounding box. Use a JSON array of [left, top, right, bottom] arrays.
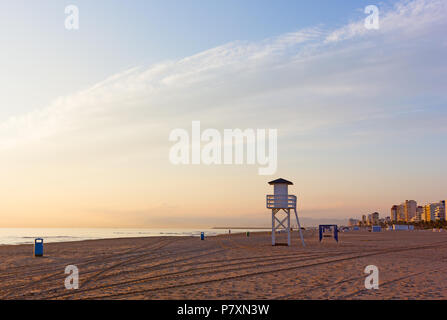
[[34, 238, 44, 257], [200, 232, 205, 240]]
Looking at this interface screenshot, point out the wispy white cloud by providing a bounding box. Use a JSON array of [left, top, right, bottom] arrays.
[[326, 0, 447, 42], [0, 0, 445, 158]]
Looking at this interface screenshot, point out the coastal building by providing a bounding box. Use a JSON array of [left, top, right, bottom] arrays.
[[367, 214, 372, 226], [424, 201, 446, 221], [391, 201, 417, 222], [371, 212, 379, 225], [397, 204, 405, 222], [424, 204, 436, 222], [391, 205, 398, 222], [416, 206, 424, 222], [441, 200, 446, 220], [434, 201, 445, 221], [404, 200, 417, 222], [353, 200, 445, 228]]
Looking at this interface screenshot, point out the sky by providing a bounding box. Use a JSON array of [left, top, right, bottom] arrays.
[[0, 0, 446, 228]]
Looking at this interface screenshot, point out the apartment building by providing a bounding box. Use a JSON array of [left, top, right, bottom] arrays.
[[404, 200, 417, 222], [391, 205, 398, 222]]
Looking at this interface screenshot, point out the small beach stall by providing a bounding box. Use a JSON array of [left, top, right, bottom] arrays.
[[319, 225, 339, 242], [393, 224, 409, 231], [266, 178, 305, 247], [372, 226, 382, 232]]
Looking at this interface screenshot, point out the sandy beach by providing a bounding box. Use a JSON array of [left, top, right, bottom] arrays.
[[1, 230, 447, 300]]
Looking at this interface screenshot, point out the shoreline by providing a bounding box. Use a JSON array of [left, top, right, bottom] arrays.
[[0, 228, 262, 246], [0, 232, 263, 247]]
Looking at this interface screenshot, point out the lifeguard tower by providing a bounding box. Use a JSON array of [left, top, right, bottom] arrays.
[[266, 178, 305, 247]]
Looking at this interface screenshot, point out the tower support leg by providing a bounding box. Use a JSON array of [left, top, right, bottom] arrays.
[[271, 209, 276, 246], [294, 208, 306, 247], [287, 209, 291, 246]]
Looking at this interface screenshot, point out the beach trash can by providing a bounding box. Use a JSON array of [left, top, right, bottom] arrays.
[[200, 232, 205, 240], [34, 238, 44, 257], [246, 231, 250, 237]]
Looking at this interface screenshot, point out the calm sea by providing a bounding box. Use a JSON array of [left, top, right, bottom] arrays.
[[0, 228, 267, 245]]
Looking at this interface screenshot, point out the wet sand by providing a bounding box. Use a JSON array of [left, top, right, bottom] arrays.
[[1, 230, 447, 300]]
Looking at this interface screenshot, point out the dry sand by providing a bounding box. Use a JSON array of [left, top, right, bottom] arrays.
[[1, 230, 447, 300]]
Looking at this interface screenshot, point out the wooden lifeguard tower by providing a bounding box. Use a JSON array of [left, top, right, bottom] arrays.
[[266, 178, 305, 247]]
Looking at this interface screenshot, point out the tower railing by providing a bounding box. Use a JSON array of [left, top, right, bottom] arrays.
[[266, 195, 297, 209]]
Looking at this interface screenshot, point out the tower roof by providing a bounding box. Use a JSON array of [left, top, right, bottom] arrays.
[[268, 178, 293, 185]]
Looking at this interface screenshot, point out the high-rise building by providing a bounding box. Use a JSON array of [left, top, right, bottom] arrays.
[[424, 201, 446, 221], [416, 206, 424, 222], [348, 218, 360, 227], [424, 204, 432, 221], [392, 200, 445, 222], [440, 201, 446, 220], [371, 212, 379, 225], [424, 202, 445, 221], [397, 204, 405, 222], [404, 200, 417, 222], [391, 205, 398, 221], [362, 215, 367, 225], [434, 201, 445, 221]]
